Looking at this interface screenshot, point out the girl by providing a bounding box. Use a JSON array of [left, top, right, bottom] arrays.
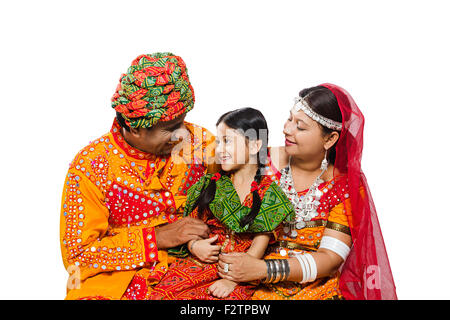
[[149, 108, 294, 300]]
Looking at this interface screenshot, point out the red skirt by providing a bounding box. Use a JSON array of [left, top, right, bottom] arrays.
[[148, 257, 256, 300]]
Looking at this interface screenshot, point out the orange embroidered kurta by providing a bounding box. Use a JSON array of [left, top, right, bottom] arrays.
[[60, 119, 216, 300]]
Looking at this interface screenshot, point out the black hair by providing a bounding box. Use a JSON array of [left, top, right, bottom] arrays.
[[116, 112, 131, 132], [299, 86, 342, 164], [192, 108, 269, 229], [116, 112, 148, 132]]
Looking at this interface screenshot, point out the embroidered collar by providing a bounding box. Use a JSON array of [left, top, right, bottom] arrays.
[[110, 118, 158, 161]]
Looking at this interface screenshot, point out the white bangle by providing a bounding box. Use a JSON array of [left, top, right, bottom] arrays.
[[303, 253, 317, 282], [294, 254, 308, 283], [295, 253, 317, 283], [319, 236, 351, 261]]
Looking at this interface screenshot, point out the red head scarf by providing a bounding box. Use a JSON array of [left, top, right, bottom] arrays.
[[111, 52, 195, 129], [320, 83, 397, 300]]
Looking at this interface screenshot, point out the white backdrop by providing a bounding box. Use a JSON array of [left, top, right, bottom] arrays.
[[1, 0, 448, 299]]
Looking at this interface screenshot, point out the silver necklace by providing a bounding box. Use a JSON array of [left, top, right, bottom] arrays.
[[279, 157, 327, 238]]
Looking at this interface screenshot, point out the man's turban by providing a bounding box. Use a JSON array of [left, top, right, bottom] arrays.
[[112, 52, 195, 129]]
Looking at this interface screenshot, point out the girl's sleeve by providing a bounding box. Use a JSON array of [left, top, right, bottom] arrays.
[[183, 174, 211, 218]]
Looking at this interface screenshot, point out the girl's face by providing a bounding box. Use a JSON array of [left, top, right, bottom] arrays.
[[283, 108, 330, 161], [215, 122, 261, 172]]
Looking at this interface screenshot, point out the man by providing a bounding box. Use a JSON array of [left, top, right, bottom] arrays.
[[60, 53, 218, 299]]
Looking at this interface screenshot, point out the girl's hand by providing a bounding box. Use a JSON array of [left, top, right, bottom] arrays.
[[189, 234, 221, 263]]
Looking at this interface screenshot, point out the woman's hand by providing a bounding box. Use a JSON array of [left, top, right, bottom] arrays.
[[189, 234, 221, 263], [217, 252, 267, 282]]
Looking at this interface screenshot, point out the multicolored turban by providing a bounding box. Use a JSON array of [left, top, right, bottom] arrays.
[[111, 52, 195, 129]]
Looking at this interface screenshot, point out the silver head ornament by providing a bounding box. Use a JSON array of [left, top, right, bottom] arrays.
[[293, 97, 342, 131]]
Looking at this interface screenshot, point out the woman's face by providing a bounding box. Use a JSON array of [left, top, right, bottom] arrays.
[[215, 122, 254, 172], [283, 108, 328, 161]]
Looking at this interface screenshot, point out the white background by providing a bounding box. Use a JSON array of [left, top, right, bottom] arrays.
[[0, 0, 448, 299]]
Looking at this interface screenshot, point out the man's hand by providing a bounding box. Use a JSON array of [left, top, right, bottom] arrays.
[[155, 217, 210, 250]]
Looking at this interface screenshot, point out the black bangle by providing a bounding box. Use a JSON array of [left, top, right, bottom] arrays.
[[279, 259, 290, 281], [279, 259, 286, 282], [273, 260, 282, 283], [263, 260, 272, 283], [283, 259, 290, 281]]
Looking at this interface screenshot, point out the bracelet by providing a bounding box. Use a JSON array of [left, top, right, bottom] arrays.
[[263, 259, 291, 283], [268, 260, 276, 283], [294, 254, 308, 283], [281, 259, 290, 281], [188, 239, 198, 252], [319, 236, 351, 261], [295, 253, 317, 283], [304, 254, 317, 282], [265, 259, 277, 283], [262, 260, 272, 283], [278, 259, 285, 282], [273, 260, 282, 283]]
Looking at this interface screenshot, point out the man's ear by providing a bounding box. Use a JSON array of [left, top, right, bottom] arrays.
[[129, 126, 141, 138]]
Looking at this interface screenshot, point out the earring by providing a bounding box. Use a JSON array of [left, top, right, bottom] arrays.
[[320, 150, 328, 171]]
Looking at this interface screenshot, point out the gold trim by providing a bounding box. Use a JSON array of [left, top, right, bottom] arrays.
[[305, 220, 327, 228], [325, 221, 351, 235], [278, 241, 316, 252], [286, 219, 327, 228]]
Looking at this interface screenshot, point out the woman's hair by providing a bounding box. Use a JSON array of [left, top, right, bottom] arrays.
[[299, 86, 342, 164], [192, 107, 269, 228]]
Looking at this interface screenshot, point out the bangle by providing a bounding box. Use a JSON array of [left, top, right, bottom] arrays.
[[189, 239, 198, 252], [264, 259, 279, 283], [278, 259, 285, 282], [294, 254, 308, 283], [263, 260, 273, 283], [268, 260, 276, 283], [280, 259, 290, 281], [273, 260, 281, 283], [304, 253, 317, 282], [284, 259, 291, 281], [319, 236, 351, 261], [295, 253, 317, 283]]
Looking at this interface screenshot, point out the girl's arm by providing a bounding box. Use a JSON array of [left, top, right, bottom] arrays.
[[246, 233, 271, 259], [188, 234, 221, 263]]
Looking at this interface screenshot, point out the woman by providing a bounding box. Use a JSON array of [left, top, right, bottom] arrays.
[[217, 84, 397, 300]]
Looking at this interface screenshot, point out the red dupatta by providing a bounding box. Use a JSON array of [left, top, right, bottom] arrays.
[[320, 83, 397, 300]]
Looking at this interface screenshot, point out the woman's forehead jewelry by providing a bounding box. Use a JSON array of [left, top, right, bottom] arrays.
[[293, 97, 342, 131]]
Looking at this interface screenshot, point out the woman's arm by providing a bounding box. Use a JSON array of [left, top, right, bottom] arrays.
[[218, 228, 351, 283], [283, 228, 351, 282]]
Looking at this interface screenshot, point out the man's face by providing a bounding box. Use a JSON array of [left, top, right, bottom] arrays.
[[124, 114, 189, 155]]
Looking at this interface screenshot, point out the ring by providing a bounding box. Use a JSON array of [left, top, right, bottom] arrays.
[[223, 263, 229, 273]]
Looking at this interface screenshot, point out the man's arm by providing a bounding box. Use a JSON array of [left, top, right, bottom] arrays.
[[155, 216, 210, 250], [60, 167, 159, 282]]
